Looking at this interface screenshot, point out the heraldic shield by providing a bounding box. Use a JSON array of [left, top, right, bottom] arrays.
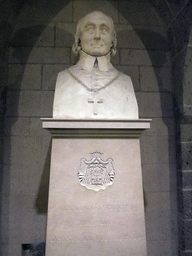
[[78, 151, 115, 191]]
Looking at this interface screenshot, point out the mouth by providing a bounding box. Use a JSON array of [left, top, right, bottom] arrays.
[[91, 42, 104, 47], [91, 45, 104, 50]]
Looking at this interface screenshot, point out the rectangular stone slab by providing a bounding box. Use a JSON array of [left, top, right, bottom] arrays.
[[46, 137, 147, 256]]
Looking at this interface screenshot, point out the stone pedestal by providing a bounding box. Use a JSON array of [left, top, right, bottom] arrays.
[[42, 119, 151, 256]]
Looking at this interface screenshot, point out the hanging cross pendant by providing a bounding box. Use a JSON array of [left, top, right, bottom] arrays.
[[88, 93, 104, 115]]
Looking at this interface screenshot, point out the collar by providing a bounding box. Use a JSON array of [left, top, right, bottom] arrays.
[[78, 51, 111, 72]]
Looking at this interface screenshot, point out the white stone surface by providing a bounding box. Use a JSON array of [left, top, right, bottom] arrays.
[[43, 119, 150, 256], [42, 118, 151, 129], [53, 11, 138, 119], [46, 138, 147, 256]]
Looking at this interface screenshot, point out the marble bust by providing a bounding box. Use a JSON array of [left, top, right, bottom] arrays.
[[53, 11, 138, 119]]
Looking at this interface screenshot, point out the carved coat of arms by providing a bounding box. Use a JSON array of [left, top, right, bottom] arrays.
[[78, 151, 115, 191]]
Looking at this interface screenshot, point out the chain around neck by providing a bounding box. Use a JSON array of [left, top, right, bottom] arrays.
[[67, 69, 121, 93]]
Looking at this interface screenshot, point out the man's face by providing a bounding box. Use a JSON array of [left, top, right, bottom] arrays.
[[80, 12, 114, 57]]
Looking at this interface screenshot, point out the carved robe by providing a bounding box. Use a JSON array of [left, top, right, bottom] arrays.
[[53, 51, 138, 119]]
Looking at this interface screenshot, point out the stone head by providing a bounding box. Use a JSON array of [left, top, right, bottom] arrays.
[[72, 11, 117, 57]]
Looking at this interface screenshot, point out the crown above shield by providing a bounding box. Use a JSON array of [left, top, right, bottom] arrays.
[[78, 151, 115, 191]]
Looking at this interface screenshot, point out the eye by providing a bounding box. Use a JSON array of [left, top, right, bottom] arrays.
[[101, 27, 108, 34], [86, 26, 95, 34]]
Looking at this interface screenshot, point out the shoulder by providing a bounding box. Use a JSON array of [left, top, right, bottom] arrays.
[[57, 62, 80, 77], [55, 64, 82, 92], [110, 66, 136, 95], [111, 66, 132, 84], [56, 66, 76, 84], [55, 68, 73, 90], [57, 68, 69, 79], [119, 73, 132, 84]]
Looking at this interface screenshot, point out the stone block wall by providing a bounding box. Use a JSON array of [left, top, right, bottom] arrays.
[[1, 0, 179, 255], [164, 1, 192, 255], [176, 46, 192, 256]]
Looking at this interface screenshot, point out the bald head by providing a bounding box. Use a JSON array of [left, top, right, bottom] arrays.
[[80, 11, 114, 31], [72, 11, 117, 57]]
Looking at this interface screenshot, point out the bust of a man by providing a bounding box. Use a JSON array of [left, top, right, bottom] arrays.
[[53, 11, 138, 119]]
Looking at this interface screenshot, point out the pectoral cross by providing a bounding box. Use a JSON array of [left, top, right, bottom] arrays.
[[88, 95, 104, 115]]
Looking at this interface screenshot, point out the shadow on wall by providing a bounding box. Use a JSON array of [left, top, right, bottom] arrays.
[[35, 141, 51, 214], [10, 25, 48, 47], [22, 242, 45, 256]]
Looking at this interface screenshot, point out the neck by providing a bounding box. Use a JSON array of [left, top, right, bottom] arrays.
[[79, 50, 111, 72]]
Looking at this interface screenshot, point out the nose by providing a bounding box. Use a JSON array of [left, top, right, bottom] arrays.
[[94, 28, 101, 39]]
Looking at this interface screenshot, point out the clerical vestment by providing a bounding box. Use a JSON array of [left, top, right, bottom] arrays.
[[53, 52, 138, 119]]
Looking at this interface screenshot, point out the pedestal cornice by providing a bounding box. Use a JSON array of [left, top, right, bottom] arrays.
[[41, 118, 151, 138]]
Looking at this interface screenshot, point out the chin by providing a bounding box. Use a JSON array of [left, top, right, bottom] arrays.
[[92, 52, 103, 56], [90, 50, 108, 56]]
